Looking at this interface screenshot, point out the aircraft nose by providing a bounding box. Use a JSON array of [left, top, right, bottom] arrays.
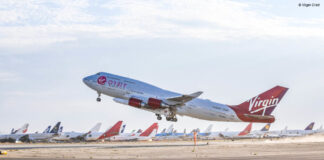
[[83, 76, 91, 85]]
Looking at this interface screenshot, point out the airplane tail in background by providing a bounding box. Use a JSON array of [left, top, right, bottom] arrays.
[[89, 123, 102, 133], [261, 123, 271, 132], [166, 124, 174, 134], [120, 125, 126, 134], [50, 122, 61, 134], [229, 86, 288, 123], [43, 126, 51, 133], [12, 123, 29, 134], [137, 129, 143, 133], [140, 123, 158, 137], [305, 122, 315, 130], [204, 124, 213, 134], [98, 121, 123, 139], [238, 123, 252, 136], [160, 128, 166, 134], [58, 126, 63, 133]]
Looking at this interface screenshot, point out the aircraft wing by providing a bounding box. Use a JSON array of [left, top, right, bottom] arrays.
[[166, 91, 203, 105]]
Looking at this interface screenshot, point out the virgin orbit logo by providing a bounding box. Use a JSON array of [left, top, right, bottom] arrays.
[[97, 76, 107, 85], [248, 96, 279, 116]]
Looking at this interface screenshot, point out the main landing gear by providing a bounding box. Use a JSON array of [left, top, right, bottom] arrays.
[[166, 117, 177, 122], [96, 92, 101, 102], [156, 114, 162, 120], [155, 114, 177, 122]]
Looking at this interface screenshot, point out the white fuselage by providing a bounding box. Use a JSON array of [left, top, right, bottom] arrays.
[[0, 133, 57, 142], [83, 72, 241, 122], [52, 132, 84, 141]]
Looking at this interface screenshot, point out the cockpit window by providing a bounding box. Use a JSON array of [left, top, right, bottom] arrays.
[[96, 72, 100, 75]]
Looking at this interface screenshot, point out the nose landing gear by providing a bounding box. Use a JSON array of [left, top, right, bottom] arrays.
[[96, 92, 101, 102]]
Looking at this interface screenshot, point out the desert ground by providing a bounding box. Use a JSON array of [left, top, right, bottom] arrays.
[[1, 135, 324, 160]]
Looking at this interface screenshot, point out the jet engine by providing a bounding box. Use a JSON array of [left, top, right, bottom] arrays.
[[128, 98, 145, 108], [147, 98, 168, 109], [113, 97, 168, 109]]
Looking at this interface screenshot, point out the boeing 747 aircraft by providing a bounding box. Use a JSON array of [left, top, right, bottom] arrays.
[[83, 72, 288, 122]]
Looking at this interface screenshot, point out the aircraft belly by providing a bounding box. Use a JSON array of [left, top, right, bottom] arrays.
[[177, 102, 241, 122]]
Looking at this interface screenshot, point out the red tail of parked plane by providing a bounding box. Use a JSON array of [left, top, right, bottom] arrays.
[[229, 86, 288, 123], [238, 123, 252, 136], [140, 123, 158, 137], [98, 121, 123, 139]]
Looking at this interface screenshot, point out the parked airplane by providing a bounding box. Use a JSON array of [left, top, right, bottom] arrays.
[[85, 121, 123, 141], [83, 72, 288, 122], [52, 123, 101, 141], [19, 122, 62, 142], [219, 123, 253, 139], [186, 124, 213, 140], [155, 125, 187, 140], [278, 122, 315, 137], [109, 123, 158, 141], [250, 123, 271, 138], [11, 123, 29, 134], [42, 125, 51, 133], [156, 124, 174, 137], [0, 122, 61, 143], [0, 124, 29, 142]]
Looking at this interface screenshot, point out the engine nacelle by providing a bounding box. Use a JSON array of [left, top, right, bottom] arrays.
[[113, 97, 167, 109], [128, 98, 145, 108], [147, 98, 167, 109]]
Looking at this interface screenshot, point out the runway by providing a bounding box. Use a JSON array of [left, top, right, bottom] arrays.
[[1, 135, 324, 160], [0, 142, 207, 150]]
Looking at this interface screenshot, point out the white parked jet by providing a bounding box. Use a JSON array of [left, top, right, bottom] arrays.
[[52, 123, 101, 141], [83, 72, 288, 122], [278, 122, 315, 137], [219, 123, 253, 139], [21, 122, 62, 142]]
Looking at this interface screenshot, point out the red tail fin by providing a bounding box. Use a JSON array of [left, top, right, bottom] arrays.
[[139, 123, 158, 137], [229, 86, 288, 123], [238, 123, 252, 136], [98, 121, 123, 139]]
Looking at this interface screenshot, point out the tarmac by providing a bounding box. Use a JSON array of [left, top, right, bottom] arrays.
[[0, 134, 324, 160]]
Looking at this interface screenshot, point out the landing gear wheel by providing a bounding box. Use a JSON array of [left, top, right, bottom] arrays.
[[156, 114, 162, 120], [166, 117, 171, 121], [97, 92, 101, 102]]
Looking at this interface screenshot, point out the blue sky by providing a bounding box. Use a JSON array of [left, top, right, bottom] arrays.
[[0, 0, 324, 134]]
